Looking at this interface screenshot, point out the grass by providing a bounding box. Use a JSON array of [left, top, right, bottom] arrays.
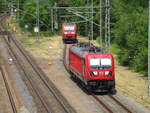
[[17, 34, 150, 110], [21, 37, 47, 50], [21, 38, 35, 45]]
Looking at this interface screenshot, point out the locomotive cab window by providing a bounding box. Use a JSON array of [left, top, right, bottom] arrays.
[[90, 57, 112, 70], [64, 26, 75, 31]]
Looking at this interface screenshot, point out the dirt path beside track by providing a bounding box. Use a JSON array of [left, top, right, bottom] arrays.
[[0, 54, 14, 113], [20, 36, 150, 113], [23, 36, 104, 113], [6, 12, 150, 112], [115, 64, 150, 109]]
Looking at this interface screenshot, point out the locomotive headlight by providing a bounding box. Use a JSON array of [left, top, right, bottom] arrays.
[[105, 71, 112, 76], [105, 71, 109, 75], [64, 32, 68, 34], [71, 32, 75, 34]]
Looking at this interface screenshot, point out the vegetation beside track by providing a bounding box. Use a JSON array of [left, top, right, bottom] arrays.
[[1, 0, 149, 108], [19, 35, 150, 110], [1, 0, 148, 76], [111, 0, 148, 76]]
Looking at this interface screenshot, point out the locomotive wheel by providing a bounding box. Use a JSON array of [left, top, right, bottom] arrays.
[[75, 39, 78, 43], [70, 74, 78, 82], [109, 88, 117, 95], [70, 74, 74, 79]]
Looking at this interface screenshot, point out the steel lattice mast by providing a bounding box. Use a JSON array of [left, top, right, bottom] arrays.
[[104, 0, 111, 51], [105, 0, 108, 49], [49, 1, 111, 50], [108, 0, 111, 49], [91, 0, 94, 41], [100, 0, 102, 48], [148, 0, 150, 97], [36, 0, 40, 40]]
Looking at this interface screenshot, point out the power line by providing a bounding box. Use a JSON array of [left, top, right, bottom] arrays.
[[48, 6, 104, 9], [59, 15, 80, 18], [67, 9, 100, 27], [8, 3, 50, 29], [0, 3, 34, 5], [62, 1, 111, 50], [2, 1, 112, 51], [72, 20, 88, 24]]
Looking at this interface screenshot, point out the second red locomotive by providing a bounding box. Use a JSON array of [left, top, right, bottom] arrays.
[[62, 23, 77, 44], [68, 43, 115, 93]]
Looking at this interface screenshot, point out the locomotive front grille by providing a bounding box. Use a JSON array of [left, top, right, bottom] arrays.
[[87, 79, 115, 88]]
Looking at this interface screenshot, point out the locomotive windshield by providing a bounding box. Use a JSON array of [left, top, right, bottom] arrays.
[[64, 26, 75, 31], [90, 57, 112, 70]]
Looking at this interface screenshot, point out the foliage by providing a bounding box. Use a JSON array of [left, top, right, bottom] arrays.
[[0, 0, 148, 76], [18, 0, 52, 36], [112, 0, 148, 76], [0, 0, 9, 13]]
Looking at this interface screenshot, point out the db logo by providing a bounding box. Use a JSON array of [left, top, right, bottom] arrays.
[[99, 72, 104, 76]]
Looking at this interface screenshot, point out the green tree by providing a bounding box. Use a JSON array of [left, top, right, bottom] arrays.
[[112, 0, 148, 75]]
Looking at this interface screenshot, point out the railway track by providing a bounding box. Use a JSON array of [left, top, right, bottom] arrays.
[[63, 44, 133, 113], [92, 95, 133, 113], [0, 14, 133, 113], [0, 65, 17, 113], [108, 95, 132, 113], [0, 15, 76, 113]]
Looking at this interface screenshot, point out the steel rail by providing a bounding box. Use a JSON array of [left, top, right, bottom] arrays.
[[0, 14, 17, 113], [2, 32, 51, 113], [92, 94, 133, 113], [92, 95, 113, 113], [0, 15, 51, 113], [0, 65, 17, 113], [11, 36, 74, 113], [0, 15, 75, 113], [63, 45, 114, 113], [2, 20, 74, 112], [63, 44, 133, 113], [108, 95, 132, 113]]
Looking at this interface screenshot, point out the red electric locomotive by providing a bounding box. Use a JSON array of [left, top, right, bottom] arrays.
[[62, 23, 77, 44], [69, 43, 115, 93]]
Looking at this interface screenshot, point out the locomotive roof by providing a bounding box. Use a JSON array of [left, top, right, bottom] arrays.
[[63, 22, 75, 25], [70, 43, 106, 58]]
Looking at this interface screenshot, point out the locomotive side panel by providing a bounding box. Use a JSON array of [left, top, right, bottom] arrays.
[[69, 50, 83, 78]]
